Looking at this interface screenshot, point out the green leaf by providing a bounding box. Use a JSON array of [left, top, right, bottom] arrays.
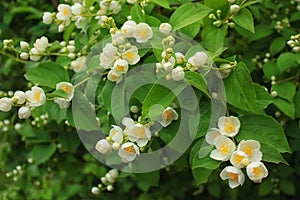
[[16, 121, 36, 138], [273, 97, 295, 119], [262, 62, 280, 79], [201, 24, 227, 53], [204, 0, 229, 19], [279, 179, 296, 196], [101, 81, 115, 113], [261, 144, 288, 165], [145, 15, 161, 27], [184, 71, 210, 98], [130, 4, 145, 23], [57, 131, 81, 153], [232, 8, 255, 33], [294, 91, 300, 118], [32, 143, 57, 165], [170, 3, 212, 31], [269, 37, 287, 55], [47, 89, 68, 99], [195, 102, 211, 139], [254, 83, 273, 111], [277, 52, 300, 73], [223, 62, 257, 113], [25, 62, 69, 88], [258, 178, 273, 196], [236, 113, 291, 154], [151, 0, 170, 9], [272, 82, 296, 103], [70, 90, 99, 131], [85, 0, 95, 8], [45, 101, 67, 123], [134, 171, 160, 192]]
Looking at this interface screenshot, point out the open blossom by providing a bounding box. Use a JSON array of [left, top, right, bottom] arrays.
[[108, 70, 122, 82], [220, 166, 245, 189], [71, 56, 87, 73], [113, 59, 129, 74], [25, 86, 46, 107], [188, 52, 208, 68], [158, 107, 178, 127], [238, 140, 262, 162], [172, 67, 185, 81], [43, 12, 53, 24], [100, 43, 118, 69], [95, 139, 112, 154], [0, 97, 12, 112], [159, 23, 172, 35], [109, 125, 123, 144], [205, 128, 221, 145], [118, 142, 140, 162], [122, 46, 140, 65], [18, 107, 31, 119], [210, 135, 235, 161], [121, 20, 137, 38], [122, 117, 151, 147], [230, 150, 250, 168], [109, 1, 121, 14], [54, 98, 70, 109], [56, 4, 72, 21], [246, 161, 268, 183], [133, 23, 153, 43], [34, 36, 48, 52], [56, 82, 74, 101], [218, 116, 240, 137]]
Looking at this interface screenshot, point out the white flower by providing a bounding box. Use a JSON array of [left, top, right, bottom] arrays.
[[133, 23, 153, 43], [159, 23, 172, 35], [56, 82, 74, 101], [163, 62, 174, 73], [0, 98, 12, 112], [113, 59, 129, 74], [70, 56, 87, 73], [108, 169, 119, 179], [162, 56, 176, 68], [100, 53, 115, 69], [127, 0, 137, 4], [175, 52, 185, 64], [246, 161, 268, 183], [58, 24, 65, 32], [230, 150, 250, 168], [109, 125, 123, 144], [20, 52, 29, 60], [100, 43, 118, 69], [29, 48, 41, 61], [230, 4, 240, 14], [122, 46, 140, 65], [158, 107, 178, 127], [54, 98, 70, 109], [18, 107, 31, 119], [103, 43, 118, 57], [13, 91, 26, 104], [20, 41, 29, 50], [109, 1, 121, 14], [220, 166, 245, 189], [125, 123, 151, 147], [95, 139, 112, 154], [107, 70, 122, 82], [43, 12, 53, 24], [219, 63, 232, 79], [34, 36, 48, 52], [218, 116, 240, 137], [118, 142, 140, 162], [25, 86, 46, 107], [238, 140, 263, 162], [188, 52, 208, 68], [210, 135, 235, 161], [112, 31, 126, 46], [172, 67, 185, 81], [91, 187, 100, 195], [205, 128, 221, 145], [121, 20, 137, 38], [71, 3, 83, 15], [56, 4, 72, 21]]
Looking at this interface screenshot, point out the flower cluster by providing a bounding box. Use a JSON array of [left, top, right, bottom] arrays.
[[100, 18, 153, 82], [0, 82, 74, 119], [91, 168, 119, 194], [205, 116, 268, 189], [95, 106, 178, 163], [287, 33, 300, 53]]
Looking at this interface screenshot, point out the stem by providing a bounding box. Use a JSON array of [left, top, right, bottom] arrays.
[[0, 50, 26, 63], [74, 77, 91, 88], [275, 74, 299, 84]]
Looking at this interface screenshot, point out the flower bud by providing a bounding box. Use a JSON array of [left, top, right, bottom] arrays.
[[0, 97, 12, 112], [20, 52, 29, 60], [18, 107, 31, 119]]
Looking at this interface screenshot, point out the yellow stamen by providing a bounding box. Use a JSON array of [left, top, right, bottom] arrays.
[[235, 154, 244, 163], [252, 166, 262, 177], [34, 91, 41, 102], [124, 51, 134, 60], [63, 8, 70, 16], [242, 145, 254, 157], [162, 110, 172, 121], [116, 65, 125, 71], [228, 172, 239, 182], [219, 142, 230, 155], [61, 85, 71, 94], [135, 127, 146, 138], [139, 28, 148, 37], [224, 121, 235, 133], [124, 146, 135, 154]]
